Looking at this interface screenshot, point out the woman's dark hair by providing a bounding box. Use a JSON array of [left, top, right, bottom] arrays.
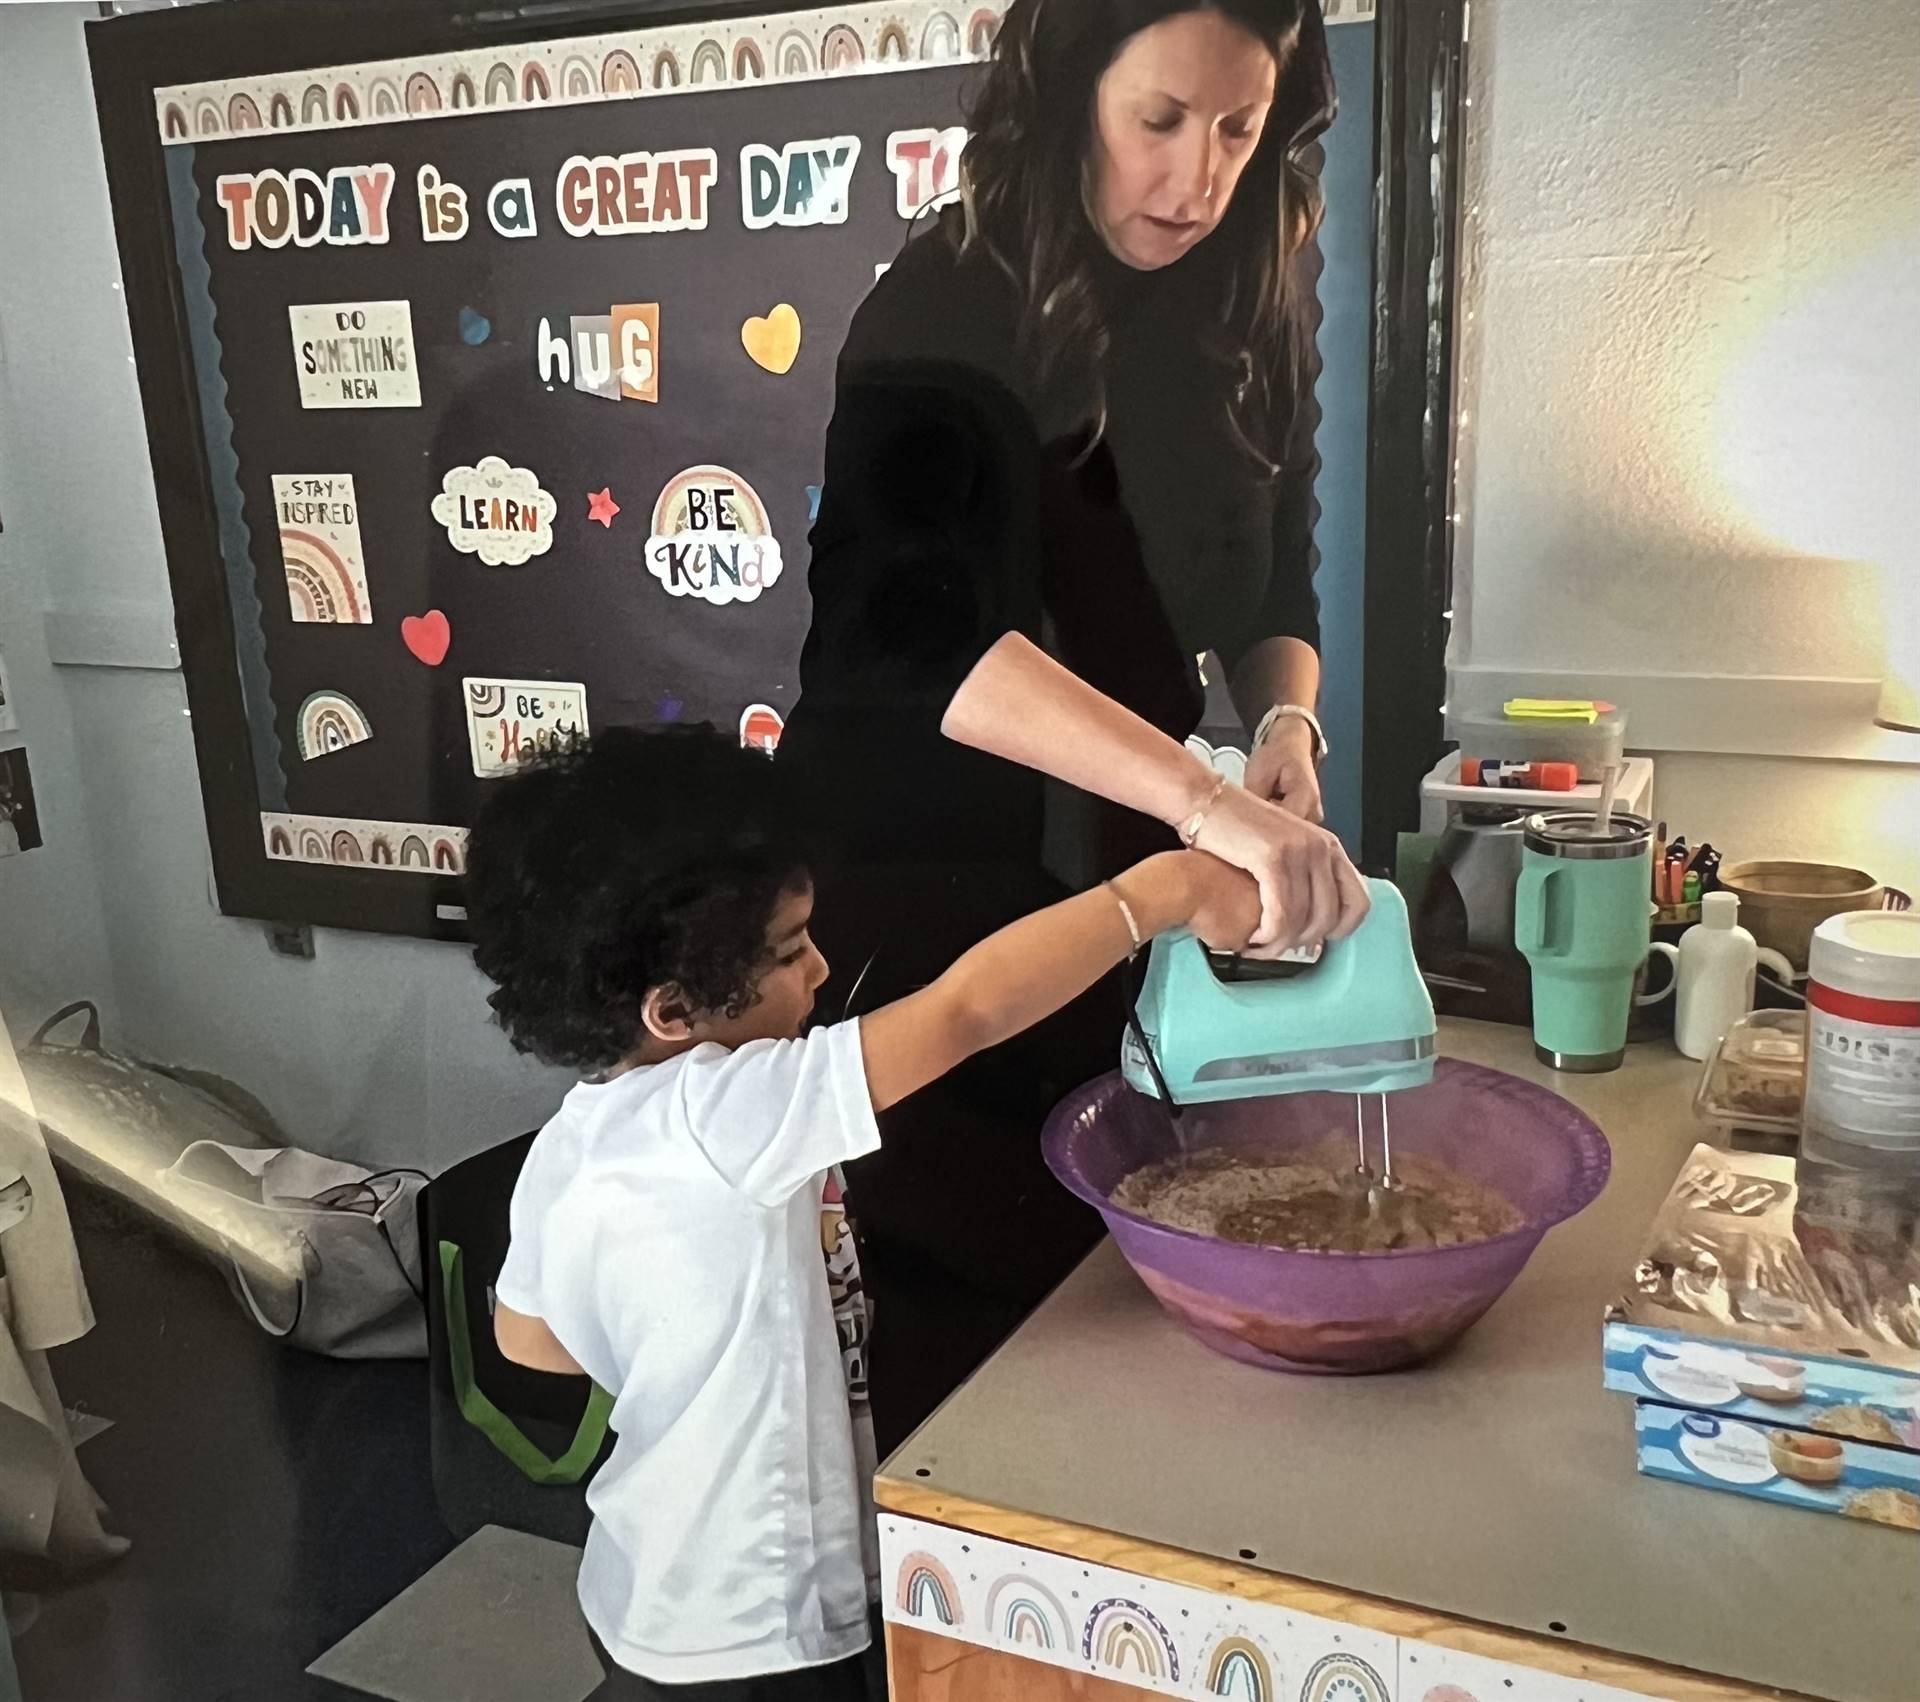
[[464, 725, 807, 1072], [957, 0, 1335, 463]]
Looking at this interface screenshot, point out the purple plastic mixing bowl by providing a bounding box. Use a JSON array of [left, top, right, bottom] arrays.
[[1042, 1060, 1611, 1374]]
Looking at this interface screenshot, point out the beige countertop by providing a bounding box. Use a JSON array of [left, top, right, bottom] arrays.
[[877, 1019, 1917, 1702]]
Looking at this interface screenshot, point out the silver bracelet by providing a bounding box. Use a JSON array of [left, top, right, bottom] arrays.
[[1175, 772, 1227, 849], [1254, 703, 1328, 764], [1104, 881, 1144, 957]]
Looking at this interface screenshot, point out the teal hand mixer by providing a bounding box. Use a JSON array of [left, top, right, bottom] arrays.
[[1120, 877, 1437, 1201]]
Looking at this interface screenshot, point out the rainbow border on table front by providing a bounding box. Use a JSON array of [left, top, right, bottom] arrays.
[[880, 1515, 1685, 1701]]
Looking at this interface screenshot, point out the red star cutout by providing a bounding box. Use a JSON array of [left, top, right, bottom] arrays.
[[586, 487, 620, 528]]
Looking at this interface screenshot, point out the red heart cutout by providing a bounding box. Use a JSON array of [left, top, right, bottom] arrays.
[[401, 609, 450, 666]]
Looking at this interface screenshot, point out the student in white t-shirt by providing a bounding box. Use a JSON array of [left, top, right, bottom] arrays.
[[463, 726, 1258, 1700]]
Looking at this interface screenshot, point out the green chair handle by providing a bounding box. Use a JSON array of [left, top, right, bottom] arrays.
[[438, 1240, 612, 1486]]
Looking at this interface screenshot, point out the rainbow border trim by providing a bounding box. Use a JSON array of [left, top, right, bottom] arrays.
[[152, 0, 1375, 146], [156, 3, 1004, 145], [261, 811, 467, 875], [881, 1514, 1682, 1702]]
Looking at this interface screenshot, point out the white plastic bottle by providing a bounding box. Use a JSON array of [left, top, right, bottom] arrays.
[[1673, 892, 1795, 1061]]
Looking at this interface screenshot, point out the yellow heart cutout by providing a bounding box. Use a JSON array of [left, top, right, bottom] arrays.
[[741, 303, 802, 375]]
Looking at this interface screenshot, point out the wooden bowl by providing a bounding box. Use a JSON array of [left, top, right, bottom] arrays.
[[1718, 860, 1882, 970], [1769, 1430, 1846, 1486]]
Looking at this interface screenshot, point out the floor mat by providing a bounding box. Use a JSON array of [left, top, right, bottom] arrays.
[[307, 1525, 603, 1702]]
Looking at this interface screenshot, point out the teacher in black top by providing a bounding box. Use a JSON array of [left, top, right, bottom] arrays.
[[781, 0, 1369, 1452]]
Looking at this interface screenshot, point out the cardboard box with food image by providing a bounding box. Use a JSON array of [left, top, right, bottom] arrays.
[[1635, 1402, 1920, 1533], [1605, 1146, 1920, 1534]]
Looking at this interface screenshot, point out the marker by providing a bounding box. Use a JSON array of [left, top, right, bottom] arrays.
[[1459, 758, 1580, 791]]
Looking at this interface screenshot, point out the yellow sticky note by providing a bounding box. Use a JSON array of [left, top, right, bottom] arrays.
[[1504, 698, 1598, 723]]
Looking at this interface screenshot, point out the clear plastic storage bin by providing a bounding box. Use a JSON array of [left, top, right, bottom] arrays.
[[1445, 700, 1628, 779], [1694, 1009, 1807, 1152]]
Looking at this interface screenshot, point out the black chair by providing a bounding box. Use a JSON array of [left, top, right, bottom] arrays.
[[418, 1132, 613, 1545]]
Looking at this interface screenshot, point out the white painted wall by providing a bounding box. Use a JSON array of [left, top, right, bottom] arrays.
[[1454, 0, 1920, 891], [0, 4, 568, 1167]]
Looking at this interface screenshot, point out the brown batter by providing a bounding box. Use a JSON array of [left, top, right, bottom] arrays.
[[1112, 1147, 1525, 1253]]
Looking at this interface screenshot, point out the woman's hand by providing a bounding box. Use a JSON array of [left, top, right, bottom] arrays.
[[1244, 718, 1324, 823], [1178, 852, 1264, 956], [1189, 780, 1370, 953]]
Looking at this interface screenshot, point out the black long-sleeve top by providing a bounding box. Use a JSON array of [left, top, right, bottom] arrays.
[[780, 213, 1320, 873]]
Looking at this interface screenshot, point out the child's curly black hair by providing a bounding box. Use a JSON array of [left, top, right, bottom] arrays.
[[463, 725, 808, 1072]]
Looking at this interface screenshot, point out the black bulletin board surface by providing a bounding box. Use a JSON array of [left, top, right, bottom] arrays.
[[94, 0, 995, 937], [92, 0, 1447, 939], [185, 63, 966, 853]]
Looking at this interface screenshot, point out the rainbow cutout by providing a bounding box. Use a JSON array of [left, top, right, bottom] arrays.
[[521, 62, 549, 101], [821, 23, 865, 68], [690, 39, 726, 83], [983, 1575, 1068, 1651], [921, 12, 962, 59], [484, 62, 516, 105], [1300, 1653, 1388, 1702], [281, 529, 367, 625], [560, 56, 595, 99], [601, 48, 641, 92], [1082, 1600, 1180, 1684], [733, 37, 765, 80], [894, 1552, 961, 1627], [296, 691, 372, 761], [1205, 1635, 1272, 1699], [776, 29, 814, 76]]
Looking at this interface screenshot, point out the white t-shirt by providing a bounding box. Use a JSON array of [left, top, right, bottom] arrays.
[[495, 1021, 882, 1684]]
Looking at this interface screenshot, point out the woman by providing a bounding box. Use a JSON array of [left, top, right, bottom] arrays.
[[780, 0, 1367, 1451]]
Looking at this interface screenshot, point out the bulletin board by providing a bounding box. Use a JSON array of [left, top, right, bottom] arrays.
[[89, 0, 1435, 941]]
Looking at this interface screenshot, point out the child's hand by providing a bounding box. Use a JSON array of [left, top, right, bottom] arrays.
[[1183, 852, 1262, 954]]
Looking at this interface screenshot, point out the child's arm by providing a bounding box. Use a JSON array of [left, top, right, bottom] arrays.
[[859, 850, 1257, 1113], [495, 1301, 586, 1376]]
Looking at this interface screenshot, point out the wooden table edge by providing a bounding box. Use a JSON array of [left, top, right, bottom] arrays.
[[875, 1473, 1820, 1702]]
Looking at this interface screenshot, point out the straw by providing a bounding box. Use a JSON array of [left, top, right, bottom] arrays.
[[1595, 763, 1621, 837]]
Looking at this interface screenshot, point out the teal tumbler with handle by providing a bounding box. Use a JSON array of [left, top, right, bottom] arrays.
[[1516, 811, 1653, 1072]]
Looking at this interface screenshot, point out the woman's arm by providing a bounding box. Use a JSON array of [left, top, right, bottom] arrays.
[[942, 634, 1367, 949], [1235, 636, 1326, 823], [1230, 370, 1328, 819]]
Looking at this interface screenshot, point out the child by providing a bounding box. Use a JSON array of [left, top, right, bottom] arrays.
[[464, 726, 1257, 1699]]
